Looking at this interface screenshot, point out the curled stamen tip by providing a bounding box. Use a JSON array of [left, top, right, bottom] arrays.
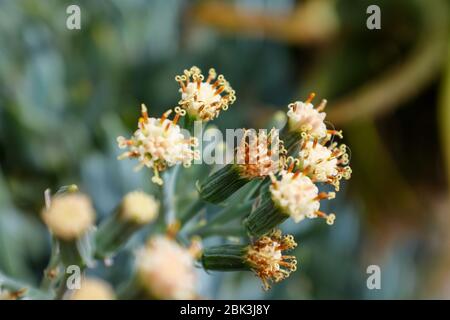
[[326, 213, 336, 225]]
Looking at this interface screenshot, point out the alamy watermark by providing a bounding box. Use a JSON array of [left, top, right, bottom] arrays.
[[367, 5, 381, 30], [366, 265, 381, 290], [66, 5, 81, 30]]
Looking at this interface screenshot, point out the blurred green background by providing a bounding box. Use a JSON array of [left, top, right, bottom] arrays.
[[1, 0, 450, 299]]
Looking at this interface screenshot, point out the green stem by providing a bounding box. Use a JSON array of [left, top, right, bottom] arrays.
[[0, 271, 52, 299], [95, 212, 142, 259], [208, 201, 253, 226], [54, 271, 71, 300], [59, 240, 85, 268], [116, 276, 146, 300], [179, 198, 205, 226], [163, 165, 180, 226], [195, 225, 246, 239], [199, 164, 250, 204], [40, 237, 61, 291]]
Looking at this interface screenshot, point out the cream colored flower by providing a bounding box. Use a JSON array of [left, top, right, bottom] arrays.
[[299, 140, 351, 191], [41, 193, 95, 241], [235, 129, 286, 179], [117, 104, 199, 185], [136, 236, 197, 300], [176, 66, 235, 121], [0, 289, 13, 300], [269, 169, 335, 224], [246, 230, 297, 290], [70, 278, 115, 300], [286, 93, 328, 139], [120, 191, 159, 225]]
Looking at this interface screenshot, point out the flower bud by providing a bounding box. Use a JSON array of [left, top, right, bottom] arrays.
[[95, 191, 159, 258], [41, 193, 95, 241], [202, 230, 297, 290], [69, 278, 115, 300], [42, 193, 96, 266], [281, 93, 328, 151], [135, 236, 197, 300]]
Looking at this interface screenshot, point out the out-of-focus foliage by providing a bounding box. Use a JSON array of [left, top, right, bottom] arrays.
[[0, 0, 450, 299]]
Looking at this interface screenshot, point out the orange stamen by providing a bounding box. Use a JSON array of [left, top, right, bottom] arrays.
[[160, 110, 172, 124], [173, 113, 181, 126], [305, 92, 316, 104], [315, 192, 329, 201], [315, 210, 328, 219], [215, 86, 225, 95], [211, 80, 220, 89], [287, 161, 295, 173]]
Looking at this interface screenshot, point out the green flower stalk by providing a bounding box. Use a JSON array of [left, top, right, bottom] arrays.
[[199, 128, 286, 204], [95, 191, 159, 258], [202, 230, 297, 290], [245, 169, 336, 238], [41, 193, 95, 266], [198, 163, 250, 203]]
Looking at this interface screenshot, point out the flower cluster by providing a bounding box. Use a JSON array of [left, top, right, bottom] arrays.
[[117, 104, 199, 185], [135, 236, 199, 300], [176, 66, 236, 121], [299, 139, 351, 191], [245, 230, 297, 290], [199, 128, 286, 203], [245, 93, 351, 238], [235, 128, 286, 179], [269, 169, 336, 225], [286, 93, 328, 139], [28, 68, 352, 301]]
